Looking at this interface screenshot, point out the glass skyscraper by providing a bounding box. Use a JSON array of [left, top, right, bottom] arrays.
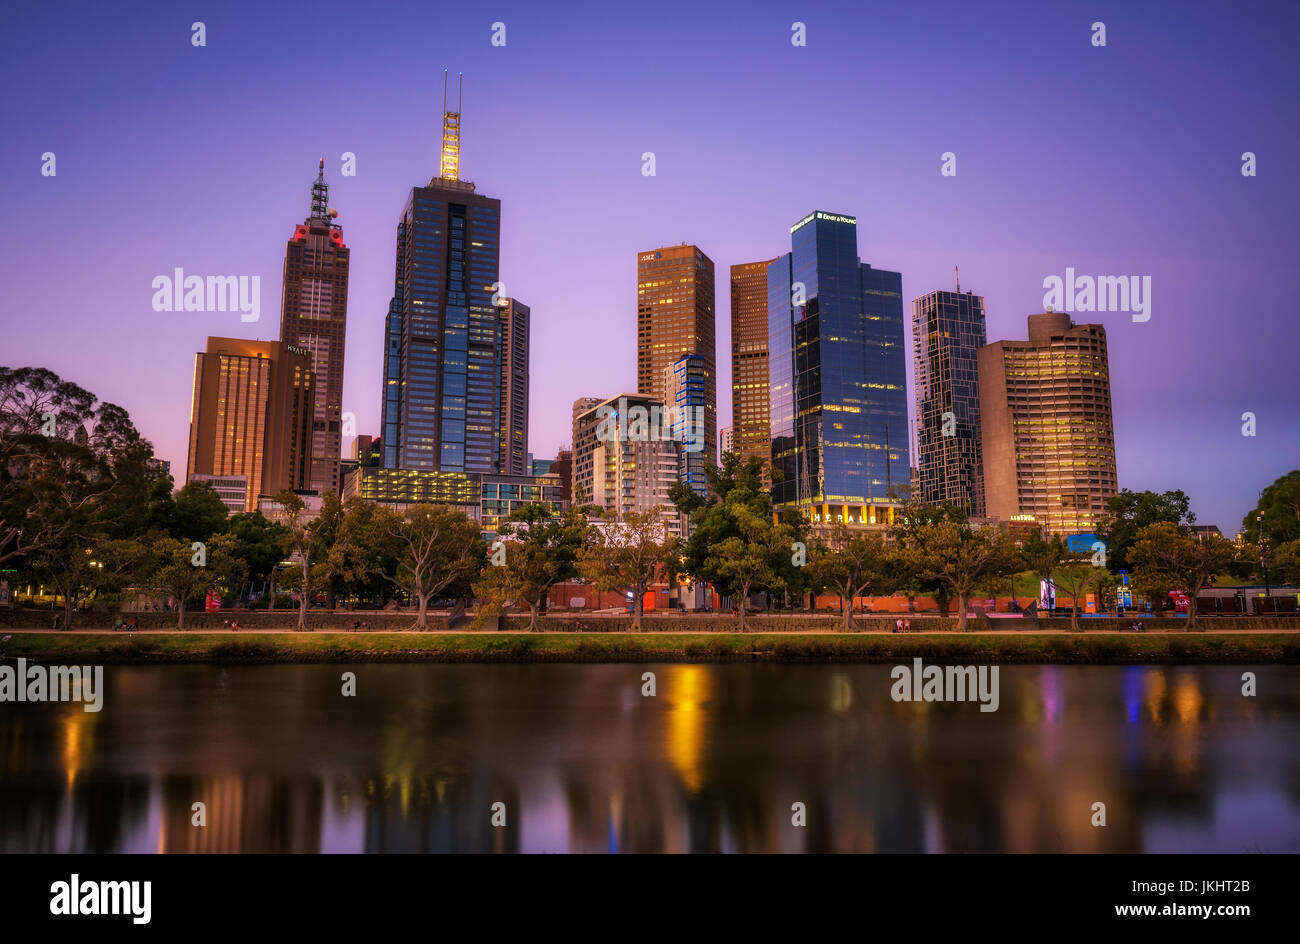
[[380, 95, 506, 473], [767, 212, 909, 525]]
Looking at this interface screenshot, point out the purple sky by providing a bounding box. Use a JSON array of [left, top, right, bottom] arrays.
[[3, 0, 1297, 532]]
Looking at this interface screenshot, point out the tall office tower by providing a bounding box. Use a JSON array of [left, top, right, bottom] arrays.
[[767, 211, 909, 527], [663, 354, 712, 496], [186, 338, 314, 512], [279, 159, 350, 495], [572, 393, 678, 530], [497, 297, 529, 475], [912, 287, 987, 515], [380, 75, 503, 473], [729, 258, 778, 468], [978, 312, 1118, 536], [636, 244, 717, 450]]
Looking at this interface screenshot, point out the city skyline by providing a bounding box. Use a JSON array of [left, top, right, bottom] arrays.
[[4, 1, 1298, 532]]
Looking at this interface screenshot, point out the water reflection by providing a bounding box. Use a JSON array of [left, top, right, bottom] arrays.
[[1, 664, 1297, 853]]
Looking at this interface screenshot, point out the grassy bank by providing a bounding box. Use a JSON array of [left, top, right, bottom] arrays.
[[2, 632, 1297, 664]]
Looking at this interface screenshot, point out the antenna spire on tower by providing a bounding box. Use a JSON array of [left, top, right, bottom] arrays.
[[440, 70, 462, 180], [310, 157, 329, 220], [956, 265, 960, 293]]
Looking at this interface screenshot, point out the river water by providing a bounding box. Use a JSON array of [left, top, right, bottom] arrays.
[[1, 663, 1297, 853]]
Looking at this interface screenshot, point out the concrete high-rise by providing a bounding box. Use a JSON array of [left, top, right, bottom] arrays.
[[729, 258, 778, 470], [768, 211, 909, 527], [572, 393, 679, 532], [498, 297, 529, 475], [978, 312, 1118, 536], [636, 244, 716, 456], [380, 77, 503, 474], [912, 287, 987, 515], [186, 338, 314, 512], [279, 159, 350, 495]]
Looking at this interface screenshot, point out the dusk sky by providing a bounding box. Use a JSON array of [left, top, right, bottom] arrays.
[[3, 0, 1297, 532]]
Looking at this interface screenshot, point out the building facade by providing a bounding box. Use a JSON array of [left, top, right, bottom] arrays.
[[719, 426, 734, 457], [912, 289, 987, 515], [767, 211, 909, 526], [497, 297, 530, 475], [186, 338, 314, 512], [380, 89, 503, 474], [729, 258, 778, 469], [978, 312, 1118, 536], [663, 353, 711, 497], [279, 159, 350, 495], [636, 244, 717, 457], [572, 393, 680, 533], [188, 473, 250, 516]]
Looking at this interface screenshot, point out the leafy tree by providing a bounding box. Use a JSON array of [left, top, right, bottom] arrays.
[[1128, 522, 1239, 630], [702, 506, 794, 632], [382, 503, 484, 629], [141, 534, 245, 630], [165, 481, 230, 544], [1050, 552, 1105, 632], [578, 507, 675, 631], [806, 523, 892, 631], [1241, 470, 1300, 545], [904, 520, 1017, 631], [1098, 489, 1194, 574], [1273, 539, 1300, 587], [475, 504, 586, 631], [273, 490, 335, 630], [227, 511, 289, 606], [888, 490, 968, 616]]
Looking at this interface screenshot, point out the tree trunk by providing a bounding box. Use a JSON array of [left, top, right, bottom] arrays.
[[177, 599, 186, 630], [63, 594, 75, 632], [528, 600, 540, 632], [841, 593, 853, 632], [298, 563, 310, 631], [956, 592, 969, 632], [269, 572, 277, 611], [1186, 588, 1199, 631], [416, 592, 429, 630], [632, 593, 643, 632], [1070, 596, 1081, 632], [736, 588, 748, 632]]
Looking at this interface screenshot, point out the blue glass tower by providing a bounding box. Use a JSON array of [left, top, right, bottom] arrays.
[[767, 212, 909, 524], [380, 91, 503, 473]]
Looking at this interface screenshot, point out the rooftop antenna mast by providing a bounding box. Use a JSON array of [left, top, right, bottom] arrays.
[[440, 70, 462, 180], [955, 265, 960, 293], [310, 157, 329, 220]]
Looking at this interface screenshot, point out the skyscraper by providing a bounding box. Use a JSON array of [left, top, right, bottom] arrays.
[[730, 258, 777, 470], [279, 159, 350, 495], [978, 312, 1118, 536], [572, 393, 681, 535], [636, 244, 716, 459], [497, 297, 529, 475], [663, 353, 711, 496], [186, 337, 314, 512], [381, 76, 503, 474], [912, 287, 987, 515], [768, 211, 909, 526]]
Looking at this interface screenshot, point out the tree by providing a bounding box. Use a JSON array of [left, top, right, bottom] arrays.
[[142, 534, 245, 630], [165, 481, 230, 544], [383, 503, 484, 630], [1128, 522, 1239, 630], [806, 523, 892, 631], [273, 490, 335, 630], [702, 506, 794, 632], [1273, 539, 1300, 587], [888, 491, 969, 616], [227, 511, 289, 605], [475, 504, 587, 632], [905, 520, 1017, 631], [1241, 470, 1300, 546], [1050, 552, 1105, 632], [1098, 489, 1195, 574], [578, 508, 675, 631]]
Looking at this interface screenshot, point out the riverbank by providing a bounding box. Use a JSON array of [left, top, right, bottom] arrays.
[[2, 631, 1297, 664]]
